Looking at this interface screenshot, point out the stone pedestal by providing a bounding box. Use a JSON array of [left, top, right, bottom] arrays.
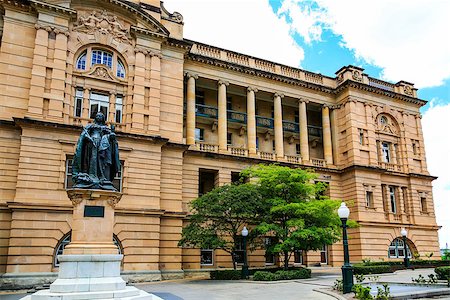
[[21, 189, 162, 300]]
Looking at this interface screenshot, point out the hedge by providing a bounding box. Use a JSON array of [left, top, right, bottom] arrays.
[[210, 267, 310, 280], [353, 264, 393, 275], [435, 266, 450, 280], [210, 270, 241, 280], [253, 269, 311, 281]]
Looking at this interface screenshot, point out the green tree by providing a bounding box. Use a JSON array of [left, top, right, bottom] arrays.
[[242, 164, 343, 270], [178, 183, 265, 269]]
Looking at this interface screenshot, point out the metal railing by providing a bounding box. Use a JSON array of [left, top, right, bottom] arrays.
[[308, 125, 322, 138], [256, 116, 274, 129], [227, 110, 247, 123], [283, 121, 299, 133], [196, 104, 218, 118]]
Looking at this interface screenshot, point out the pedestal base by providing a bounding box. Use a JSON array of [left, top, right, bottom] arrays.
[[21, 255, 162, 300]]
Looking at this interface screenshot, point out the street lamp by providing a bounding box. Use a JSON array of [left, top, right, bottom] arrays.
[[400, 228, 410, 268], [338, 202, 354, 294], [241, 226, 249, 279]]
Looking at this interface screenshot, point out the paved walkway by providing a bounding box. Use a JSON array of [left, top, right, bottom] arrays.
[[1, 267, 448, 300]]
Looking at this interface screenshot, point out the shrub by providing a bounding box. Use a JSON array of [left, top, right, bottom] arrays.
[[435, 266, 450, 280], [210, 270, 241, 280], [353, 264, 392, 275], [253, 269, 311, 281], [352, 284, 372, 300]]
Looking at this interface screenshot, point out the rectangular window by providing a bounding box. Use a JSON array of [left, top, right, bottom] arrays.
[[198, 169, 218, 197], [389, 186, 397, 213], [296, 144, 301, 155], [366, 191, 373, 208], [256, 137, 259, 150], [421, 197, 427, 212], [320, 245, 328, 264], [195, 128, 204, 142], [264, 237, 276, 264], [200, 249, 214, 266], [294, 250, 303, 264], [231, 171, 241, 184], [227, 96, 232, 111], [227, 132, 232, 145], [66, 155, 123, 191], [195, 90, 205, 105], [272, 140, 276, 152], [89, 92, 109, 120], [115, 95, 123, 123], [234, 236, 245, 264], [382, 142, 390, 163], [412, 140, 419, 155], [271, 106, 274, 119], [294, 111, 299, 124], [359, 129, 365, 145], [74, 89, 83, 117]]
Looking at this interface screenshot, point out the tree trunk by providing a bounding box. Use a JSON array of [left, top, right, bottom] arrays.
[[284, 251, 289, 270]]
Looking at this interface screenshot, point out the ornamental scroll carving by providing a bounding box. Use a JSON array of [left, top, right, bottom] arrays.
[[376, 114, 399, 135], [73, 10, 132, 44], [87, 65, 115, 81], [403, 85, 413, 96]]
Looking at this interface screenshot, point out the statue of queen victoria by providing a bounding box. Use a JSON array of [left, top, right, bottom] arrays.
[[72, 112, 120, 191]]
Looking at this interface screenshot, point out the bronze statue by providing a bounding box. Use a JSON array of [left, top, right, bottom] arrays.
[[72, 112, 120, 191]]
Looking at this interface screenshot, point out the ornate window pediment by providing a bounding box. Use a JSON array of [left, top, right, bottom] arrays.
[[376, 113, 399, 136]]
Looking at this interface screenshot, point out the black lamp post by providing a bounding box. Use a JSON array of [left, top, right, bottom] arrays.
[[338, 202, 354, 294], [400, 228, 410, 268], [241, 226, 249, 279]]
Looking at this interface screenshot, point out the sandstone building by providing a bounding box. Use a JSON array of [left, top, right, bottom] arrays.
[[0, 0, 441, 284]]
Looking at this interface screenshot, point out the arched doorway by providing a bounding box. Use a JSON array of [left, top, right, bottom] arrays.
[[388, 237, 417, 259]]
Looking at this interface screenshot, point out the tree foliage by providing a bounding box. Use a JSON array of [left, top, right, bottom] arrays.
[[178, 183, 264, 269], [242, 164, 343, 269]]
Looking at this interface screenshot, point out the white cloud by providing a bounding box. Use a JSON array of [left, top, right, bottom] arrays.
[[278, 0, 450, 88], [163, 0, 304, 67], [422, 101, 450, 248]]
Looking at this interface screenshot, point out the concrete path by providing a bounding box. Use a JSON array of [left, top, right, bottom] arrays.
[[1, 267, 448, 300]]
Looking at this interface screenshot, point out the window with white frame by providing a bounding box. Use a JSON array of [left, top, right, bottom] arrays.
[[117, 59, 126, 79], [389, 186, 397, 213], [320, 244, 328, 264], [382, 142, 390, 163], [74, 89, 83, 117], [195, 128, 204, 142], [76, 51, 87, 70], [388, 238, 411, 258], [89, 92, 109, 119], [200, 249, 214, 265], [115, 95, 123, 123], [366, 191, 374, 208], [91, 49, 113, 68]]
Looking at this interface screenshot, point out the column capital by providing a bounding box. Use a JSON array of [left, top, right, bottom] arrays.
[[135, 47, 149, 55], [185, 72, 198, 80], [247, 86, 258, 93], [274, 92, 284, 99], [109, 91, 117, 95], [218, 79, 229, 87], [322, 104, 332, 109], [298, 98, 309, 104], [414, 113, 422, 119]]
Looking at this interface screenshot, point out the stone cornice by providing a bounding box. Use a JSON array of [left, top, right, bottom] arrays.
[[29, 0, 76, 16], [336, 79, 427, 107], [187, 54, 335, 96], [12, 117, 169, 145], [340, 164, 437, 180]]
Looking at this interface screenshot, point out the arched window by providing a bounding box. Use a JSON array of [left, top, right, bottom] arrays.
[[117, 59, 126, 78], [76, 51, 87, 70], [74, 47, 126, 79], [91, 49, 113, 68], [388, 238, 411, 258], [54, 232, 123, 267]]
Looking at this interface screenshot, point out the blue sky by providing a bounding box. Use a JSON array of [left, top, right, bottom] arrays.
[[165, 0, 450, 248]]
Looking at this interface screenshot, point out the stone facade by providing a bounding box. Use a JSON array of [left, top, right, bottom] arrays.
[[0, 0, 440, 284]]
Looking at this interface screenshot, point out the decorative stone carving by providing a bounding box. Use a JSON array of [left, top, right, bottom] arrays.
[[107, 194, 122, 208], [404, 85, 413, 96], [352, 70, 362, 82], [88, 65, 115, 81], [73, 10, 132, 44], [377, 114, 398, 135]]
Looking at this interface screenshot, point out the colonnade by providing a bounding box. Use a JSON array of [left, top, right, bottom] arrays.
[[185, 73, 334, 165]]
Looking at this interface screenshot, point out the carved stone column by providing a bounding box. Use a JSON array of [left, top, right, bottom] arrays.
[[186, 73, 198, 145], [299, 99, 310, 162], [218, 80, 229, 152], [247, 86, 258, 155], [274, 93, 284, 159], [322, 105, 333, 165], [108, 91, 116, 122], [82, 88, 91, 119]]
